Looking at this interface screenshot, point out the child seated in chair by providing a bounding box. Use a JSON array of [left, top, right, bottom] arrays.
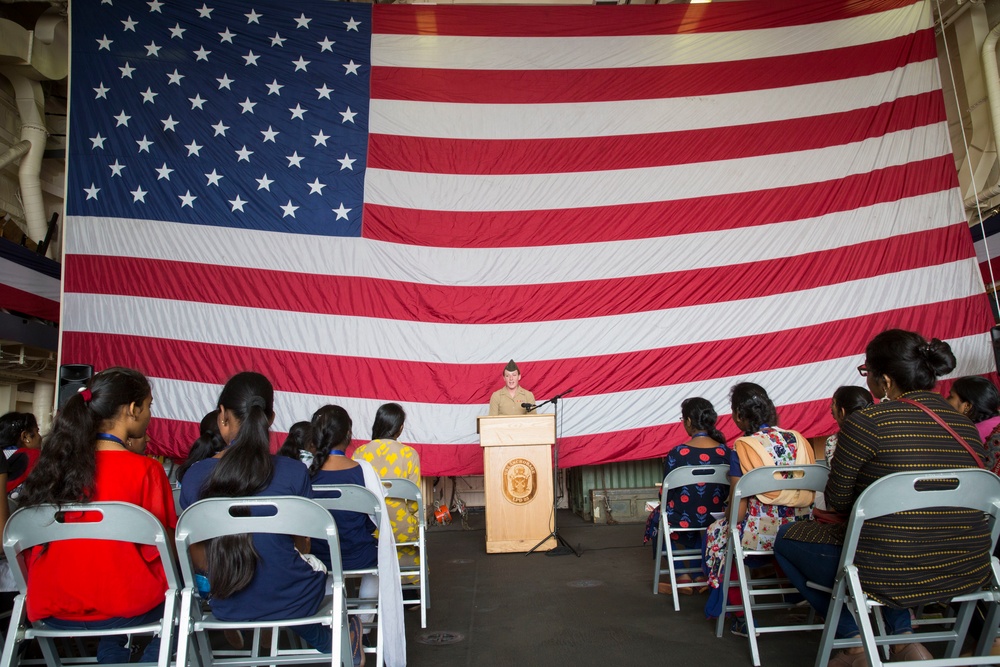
[[19, 367, 176, 664]]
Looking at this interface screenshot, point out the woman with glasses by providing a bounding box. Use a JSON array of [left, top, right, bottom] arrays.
[[774, 329, 991, 667]]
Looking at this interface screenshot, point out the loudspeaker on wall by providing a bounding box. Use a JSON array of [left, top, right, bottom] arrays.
[[58, 364, 94, 409]]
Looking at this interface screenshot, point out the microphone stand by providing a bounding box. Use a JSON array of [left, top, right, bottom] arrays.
[[526, 388, 580, 557]]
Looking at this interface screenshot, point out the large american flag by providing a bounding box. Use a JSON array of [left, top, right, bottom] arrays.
[[62, 0, 995, 475]]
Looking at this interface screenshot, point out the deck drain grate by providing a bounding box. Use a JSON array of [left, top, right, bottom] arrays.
[[417, 631, 465, 646], [567, 579, 604, 588]]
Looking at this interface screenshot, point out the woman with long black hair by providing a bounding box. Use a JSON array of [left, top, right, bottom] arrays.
[[19, 367, 175, 663], [178, 372, 329, 652]]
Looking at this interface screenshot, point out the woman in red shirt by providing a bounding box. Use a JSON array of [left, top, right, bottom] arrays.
[[18, 367, 177, 663]]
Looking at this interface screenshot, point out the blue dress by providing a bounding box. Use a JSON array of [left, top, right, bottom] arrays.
[[311, 466, 378, 571], [179, 455, 327, 622], [662, 443, 730, 549]]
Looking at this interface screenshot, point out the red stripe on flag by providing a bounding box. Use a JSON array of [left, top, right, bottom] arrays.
[[371, 32, 937, 105], [372, 0, 921, 37], [369, 92, 945, 174], [60, 296, 990, 406], [63, 225, 973, 325], [363, 157, 958, 248], [151, 376, 1000, 476]]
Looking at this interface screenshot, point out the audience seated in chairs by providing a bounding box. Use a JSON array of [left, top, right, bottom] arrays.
[[15, 367, 175, 663], [0, 412, 41, 500], [309, 406, 378, 576], [278, 421, 315, 467], [310, 404, 406, 667], [177, 372, 349, 661], [703, 382, 815, 635], [774, 329, 993, 667], [173, 409, 226, 485], [646, 396, 729, 596], [352, 403, 423, 589], [945, 375, 1000, 472]]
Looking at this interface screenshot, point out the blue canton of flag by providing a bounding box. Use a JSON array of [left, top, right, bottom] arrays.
[[67, 0, 371, 237]]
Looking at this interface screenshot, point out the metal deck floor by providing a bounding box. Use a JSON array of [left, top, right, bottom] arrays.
[[403, 509, 814, 667]]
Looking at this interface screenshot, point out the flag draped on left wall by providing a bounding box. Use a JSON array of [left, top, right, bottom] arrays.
[[62, 0, 994, 475]]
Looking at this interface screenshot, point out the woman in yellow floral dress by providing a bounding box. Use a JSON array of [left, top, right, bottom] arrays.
[[352, 403, 422, 582]]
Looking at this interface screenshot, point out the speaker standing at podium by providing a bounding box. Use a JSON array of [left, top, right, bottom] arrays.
[[488, 360, 536, 416]]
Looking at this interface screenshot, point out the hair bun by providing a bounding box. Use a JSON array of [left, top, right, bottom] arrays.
[[247, 396, 266, 411], [923, 338, 957, 377]]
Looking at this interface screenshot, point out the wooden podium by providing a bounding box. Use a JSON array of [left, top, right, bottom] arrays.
[[477, 414, 556, 553]]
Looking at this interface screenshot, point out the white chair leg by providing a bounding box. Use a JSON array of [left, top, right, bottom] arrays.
[[652, 515, 664, 596], [847, 570, 885, 667], [715, 531, 734, 638]]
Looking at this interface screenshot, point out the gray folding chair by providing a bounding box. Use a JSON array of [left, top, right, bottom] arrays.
[[715, 463, 830, 666], [0, 502, 180, 667], [381, 477, 430, 628], [652, 464, 730, 611], [174, 496, 352, 667], [311, 484, 383, 667], [171, 486, 182, 517], [813, 469, 1000, 667]]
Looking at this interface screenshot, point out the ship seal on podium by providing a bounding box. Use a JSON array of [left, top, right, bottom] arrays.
[[501, 458, 537, 504]]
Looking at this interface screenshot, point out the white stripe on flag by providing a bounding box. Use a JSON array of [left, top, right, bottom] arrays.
[[365, 125, 949, 211], [66, 189, 959, 285], [62, 260, 983, 365], [147, 331, 993, 444]]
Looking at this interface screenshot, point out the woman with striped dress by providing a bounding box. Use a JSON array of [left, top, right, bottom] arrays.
[[774, 329, 992, 667]]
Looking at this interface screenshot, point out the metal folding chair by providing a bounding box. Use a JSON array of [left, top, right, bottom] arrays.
[[311, 484, 383, 667], [715, 463, 830, 666], [381, 478, 430, 628], [652, 464, 730, 611], [813, 469, 1000, 667], [171, 486, 182, 517], [0, 502, 180, 667], [174, 496, 352, 667]]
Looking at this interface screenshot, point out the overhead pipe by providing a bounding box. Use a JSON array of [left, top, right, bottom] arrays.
[[0, 9, 67, 248], [4, 74, 48, 245], [965, 22, 1000, 209], [0, 140, 30, 171]]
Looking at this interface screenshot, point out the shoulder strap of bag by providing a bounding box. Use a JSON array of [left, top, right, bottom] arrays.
[[896, 397, 985, 469]]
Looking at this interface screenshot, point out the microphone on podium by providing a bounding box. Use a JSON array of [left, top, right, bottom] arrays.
[[521, 403, 534, 409]]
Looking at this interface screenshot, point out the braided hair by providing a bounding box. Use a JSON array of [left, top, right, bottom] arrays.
[[680, 397, 726, 445], [730, 382, 779, 435], [309, 405, 352, 476]]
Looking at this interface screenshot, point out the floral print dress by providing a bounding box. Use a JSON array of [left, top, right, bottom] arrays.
[[643, 442, 730, 551], [352, 438, 422, 578], [662, 443, 730, 548], [704, 427, 812, 588]]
